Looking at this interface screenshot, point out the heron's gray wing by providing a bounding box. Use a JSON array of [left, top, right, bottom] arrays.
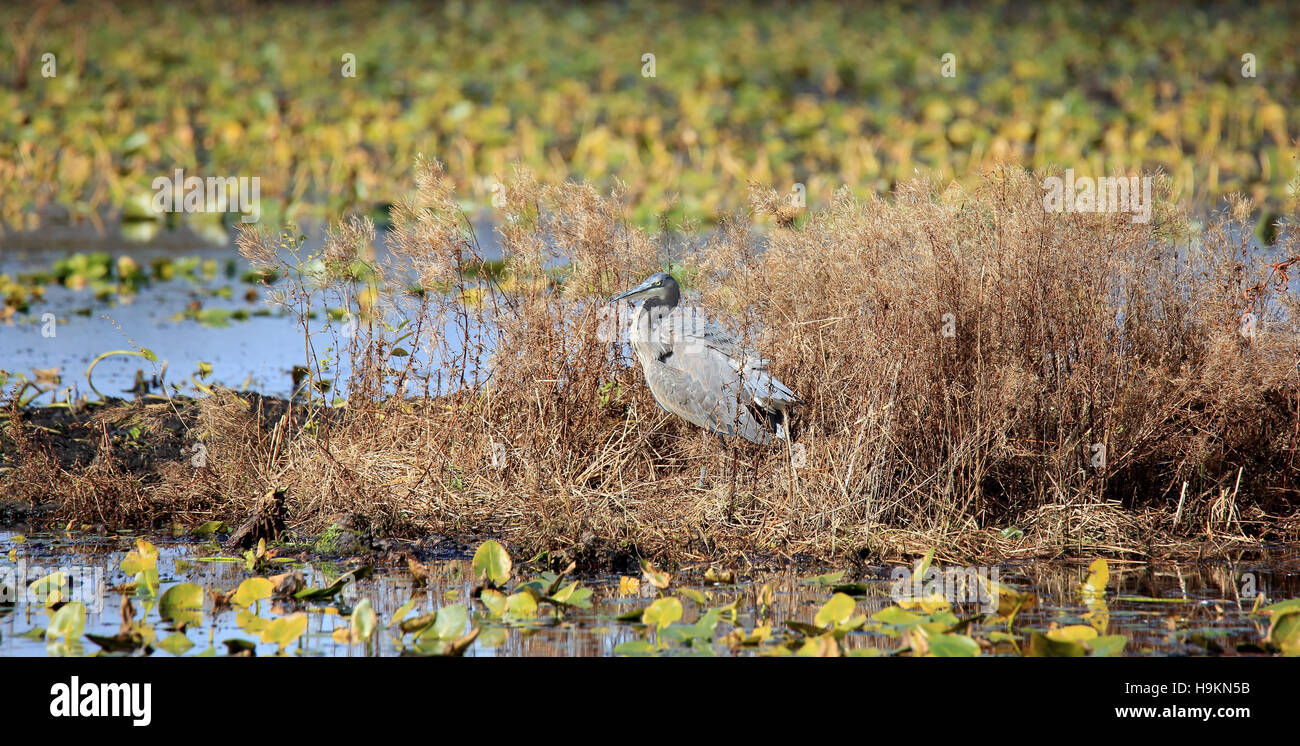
[[641, 356, 774, 444], [727, 351, 803, 410], [669, 307, 803, 411], [662, 307, 741, 355]]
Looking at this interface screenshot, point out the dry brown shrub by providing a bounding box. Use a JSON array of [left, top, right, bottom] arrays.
[[14, 160, 1298, 565]]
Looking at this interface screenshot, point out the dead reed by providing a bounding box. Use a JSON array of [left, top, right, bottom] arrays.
[[5, 161, 1298, 566]]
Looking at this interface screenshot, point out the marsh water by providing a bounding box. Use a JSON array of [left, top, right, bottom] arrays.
[[2, 529, 1296, 657], [0, 218, 508, 399]]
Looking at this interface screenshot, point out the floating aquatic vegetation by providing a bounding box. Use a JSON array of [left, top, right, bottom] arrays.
[[1261, 600, 1300, 656], [6, 525, 1299, 659], [5, 3, 1299, 233], [332, 599, 377, 645], [158, 583, 204, 628], [119, 538, 160, 597], [471, 539, 512, 588]]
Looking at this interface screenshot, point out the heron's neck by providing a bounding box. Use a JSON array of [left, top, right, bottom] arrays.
[[631, 301, 675, 363], [637, 298, 674, 328]]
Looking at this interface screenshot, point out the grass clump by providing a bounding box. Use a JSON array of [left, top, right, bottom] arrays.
[[6, 161, 1300, 566]]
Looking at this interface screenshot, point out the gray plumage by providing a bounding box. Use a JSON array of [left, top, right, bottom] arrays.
[[611, 272, 802, 444]]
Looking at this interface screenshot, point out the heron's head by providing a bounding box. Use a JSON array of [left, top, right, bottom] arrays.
[[610, 272, 680, 307]]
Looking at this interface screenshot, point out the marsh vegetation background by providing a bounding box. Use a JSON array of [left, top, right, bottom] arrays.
[[1, 0, 1299, 569], [4, 0, 1300, 229]]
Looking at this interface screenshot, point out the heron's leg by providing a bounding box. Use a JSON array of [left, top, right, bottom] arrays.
[[697, 430, 730, 489], [695, 428, 710, 489], [783, 412, 798, 505]]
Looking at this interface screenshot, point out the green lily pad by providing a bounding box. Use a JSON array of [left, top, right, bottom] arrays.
[[472, 540, 512, 587], [614, 640, 658, 657], [189, 521, 228, 538], [928, 633, 980, 657], [815, 593, 856, 628], [47, 602, 86, 643], [351, 599, 377, 642], [158, 633, 195, 656], [233, 577, 274, 607], [260, 612, 308, 651], [643, 597, 683, 631], [159, 582, 204, 626]]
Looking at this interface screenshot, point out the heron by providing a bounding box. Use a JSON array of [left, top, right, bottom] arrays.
[[610, 272, 803, 445]]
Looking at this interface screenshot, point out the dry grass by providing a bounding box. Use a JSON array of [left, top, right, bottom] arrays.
[[5, 161, 1300, 567]]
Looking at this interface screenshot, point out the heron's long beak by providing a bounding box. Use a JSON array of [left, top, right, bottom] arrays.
[[610, 278, 655, 304]]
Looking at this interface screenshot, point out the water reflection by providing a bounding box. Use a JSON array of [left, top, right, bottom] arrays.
[[1, 531, 1295, 657]]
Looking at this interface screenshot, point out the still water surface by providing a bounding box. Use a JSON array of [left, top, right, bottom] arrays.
[[1, 530, 1294, 657]]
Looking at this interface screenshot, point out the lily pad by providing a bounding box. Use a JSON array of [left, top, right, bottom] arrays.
[[233, 577, 274, 607], [472, 540, 512, 587], [815, 593, 857, 628], [642, 597, 683, 631], [260, 612, 309, 652], [158, 633, 195, 655], [351, 599, 377, 642], [159, 582, 204, 627], [47, 602, 86, 643]]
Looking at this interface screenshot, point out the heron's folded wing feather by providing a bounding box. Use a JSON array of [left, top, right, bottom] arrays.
[[646, 307, 798, 437], [734, 356, 802, 407], [680, 326, 802, 409], [642, 358, 739, 435]]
